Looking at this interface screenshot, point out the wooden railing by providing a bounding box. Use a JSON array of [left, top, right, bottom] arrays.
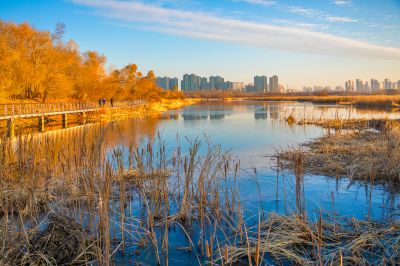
[[0, 100, 145, 119]]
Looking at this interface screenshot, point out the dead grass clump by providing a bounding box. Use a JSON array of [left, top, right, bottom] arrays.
[[298, 118, 394, 131], [286, 115, 296, 124], [221, 213, 400, 265], [278, 123, 400, 187], [0, 183, 50, 215], [355, 99, 396, 109], [122, 169, 170, 182], [3, 214, 98, 265]]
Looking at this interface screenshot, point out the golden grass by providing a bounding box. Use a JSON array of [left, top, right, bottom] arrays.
[[278, 122, 400, 188], [0, 122, 398, 265], [251, 94, 400, 109], [187, 91, 400, 109], [221, 213, 400, 265]]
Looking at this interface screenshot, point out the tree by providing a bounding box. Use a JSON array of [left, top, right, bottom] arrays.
[[73, 51, 106, 100], [0, 20, 175, 103]]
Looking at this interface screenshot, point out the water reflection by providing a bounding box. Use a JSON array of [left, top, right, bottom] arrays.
[[11, 101, 400, 223]]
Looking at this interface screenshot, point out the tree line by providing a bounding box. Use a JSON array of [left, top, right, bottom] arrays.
[[0, 20, 183, 103]]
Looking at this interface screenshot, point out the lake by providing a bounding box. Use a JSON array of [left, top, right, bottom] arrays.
[[16, 100, 400, 265]]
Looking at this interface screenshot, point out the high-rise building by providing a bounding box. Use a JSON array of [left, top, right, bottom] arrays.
[[245, 83, 255, 93], [363, 81, 370, 92], [345, 80, 354, 92], [156, 77, 179, 91], [156, 77, 170, 90], [226, 81, 233, 90], [169, 78, 179, 91], [397, 80, 400, 90], [232, 82, 245, 91], [356, 79, 364, 92], [181, 74, 201, 92], [371, 79, 380, 91], [200, 77, 209, 90], [254, 76, 268, 93], [209, 76, 225, 90], [269, 75, 278, 93], [384, 78, 392, 90], [181, 74, 190, 91]]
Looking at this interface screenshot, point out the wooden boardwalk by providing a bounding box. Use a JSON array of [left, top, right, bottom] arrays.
[[0, 100, 145, 136]]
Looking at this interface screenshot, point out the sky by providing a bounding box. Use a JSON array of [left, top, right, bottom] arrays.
[[1, 0, 400, 89]]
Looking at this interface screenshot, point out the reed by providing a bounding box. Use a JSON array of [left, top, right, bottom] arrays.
[[278, 121, 400, 189], [0, 124, 398, 265], [219, 212, 400, 265]]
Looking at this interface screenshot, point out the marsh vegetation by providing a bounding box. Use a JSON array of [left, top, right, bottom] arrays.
[[0, 102, 399, 265]]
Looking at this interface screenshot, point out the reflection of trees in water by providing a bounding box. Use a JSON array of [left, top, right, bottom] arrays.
[[24, 118, 161, 156], [104, 118, 160, 146]]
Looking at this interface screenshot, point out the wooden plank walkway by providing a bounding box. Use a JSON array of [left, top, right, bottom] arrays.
[[0, 100, 145, 120], [0, 100, 146, 137]]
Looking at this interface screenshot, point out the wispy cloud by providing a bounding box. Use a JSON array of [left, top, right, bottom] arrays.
[[240, 0, 276, 7], [326, 16, 358, 22], [333, 0, 352, 6], [286, 6, 321, 18], [271, 19, 327, 31], [72, 0, 400, 61]]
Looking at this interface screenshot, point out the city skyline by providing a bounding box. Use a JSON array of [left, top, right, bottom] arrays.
[[157, 73, 400, 93], [1, 0, 399, 89]]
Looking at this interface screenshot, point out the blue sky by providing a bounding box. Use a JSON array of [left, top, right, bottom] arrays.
[[1, 0, 399, 89]]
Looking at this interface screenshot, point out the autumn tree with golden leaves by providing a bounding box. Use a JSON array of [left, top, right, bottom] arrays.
[[0, 20, 182, 102]]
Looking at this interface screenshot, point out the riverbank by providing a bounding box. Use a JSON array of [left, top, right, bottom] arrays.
[[244, 95, 400, 109], [188, 94, 400, 109], [96, 98, 197, 121], [0, 98, 197, 136]]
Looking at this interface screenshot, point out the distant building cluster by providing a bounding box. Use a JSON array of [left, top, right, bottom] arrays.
[[344, 78, 399, 92], [244, 75, 282, 93], [156, 77, 179, 91], [156, 74, 282, 93], [303, 78, 400, 93]]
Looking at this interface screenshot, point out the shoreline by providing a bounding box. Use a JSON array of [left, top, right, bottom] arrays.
[[187, 94, 400, 109], [0, 98, 197, 136]]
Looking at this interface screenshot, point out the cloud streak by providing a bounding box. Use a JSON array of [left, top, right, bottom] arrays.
[[326, 16, 358, 22], [333, 0, 352, 6], [72, 0, 400, 61], [240, 0, 276, 7]]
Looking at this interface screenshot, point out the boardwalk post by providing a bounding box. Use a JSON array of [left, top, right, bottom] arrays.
[[7, 118, 14, 138], [38, 116, 45, 132], [62, 113, 68, 128]]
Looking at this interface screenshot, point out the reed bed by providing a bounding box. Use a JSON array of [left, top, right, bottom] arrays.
[[297, 118, 396, 131], [221, 212, 400, 265], [0, 124, 398, 265], [253, 94, 400, 109], [279, 121, 400, 189]]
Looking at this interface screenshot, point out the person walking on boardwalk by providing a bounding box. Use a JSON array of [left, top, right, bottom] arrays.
[[110, 98, 114, 107], [98, 98, 102, 107]]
